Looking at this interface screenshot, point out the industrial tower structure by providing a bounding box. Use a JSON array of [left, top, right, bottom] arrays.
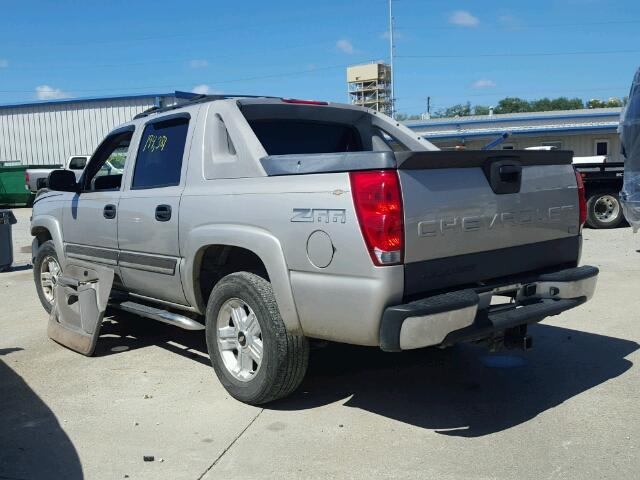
[[347, 62, 392, 116]]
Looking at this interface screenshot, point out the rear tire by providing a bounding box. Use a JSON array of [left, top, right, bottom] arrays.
[[205, 272, 309, 405], [586, 192, 624, 229]]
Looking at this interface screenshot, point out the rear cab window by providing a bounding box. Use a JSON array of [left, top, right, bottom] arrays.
[[239, 102, 411, 156], [248, 120, 363, 155]]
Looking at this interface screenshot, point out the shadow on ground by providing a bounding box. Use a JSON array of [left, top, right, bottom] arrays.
[[279, 324, 638, 437], [92, 313, 638, 438], [95, 311, 210, 365], [3, 264, 33, 273], [0, 348, 83, 480]]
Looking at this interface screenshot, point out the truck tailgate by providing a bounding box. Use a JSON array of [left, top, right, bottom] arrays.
[[398, 150, 581, 295]]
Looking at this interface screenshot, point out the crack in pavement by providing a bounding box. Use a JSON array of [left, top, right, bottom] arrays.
[[196, 408, 264, 480]]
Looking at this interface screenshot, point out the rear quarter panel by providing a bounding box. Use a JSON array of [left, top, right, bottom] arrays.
[[180, 173, 404, 345]]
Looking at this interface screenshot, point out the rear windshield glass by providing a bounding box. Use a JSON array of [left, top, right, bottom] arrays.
[[248, 120, 363, 155]]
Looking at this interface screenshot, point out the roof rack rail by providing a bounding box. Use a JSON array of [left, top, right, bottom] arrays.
[[133, 92, 280, 119]]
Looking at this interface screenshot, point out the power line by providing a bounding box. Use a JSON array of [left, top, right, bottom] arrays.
[[396, 18, 640, 32], [2, 28, 388, 72], [510, 19, 640, 28], [7, 46, 635, 72], [0, 4, 384, 49], [6, 40, 334, 71], [397, 49, 640, 59], [0, 60, 376, 95]]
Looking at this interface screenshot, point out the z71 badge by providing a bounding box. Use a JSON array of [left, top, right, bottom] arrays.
[[291, 208, 346, 224]]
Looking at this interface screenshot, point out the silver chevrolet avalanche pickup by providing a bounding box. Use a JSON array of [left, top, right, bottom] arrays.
[[31, 95, 599, 404]]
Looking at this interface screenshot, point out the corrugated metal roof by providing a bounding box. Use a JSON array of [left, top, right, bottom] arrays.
[[421, 124, 617, 140], [406, 107, 622, 140], [406, 107, 622, 128], [0, 93, 174, 110]]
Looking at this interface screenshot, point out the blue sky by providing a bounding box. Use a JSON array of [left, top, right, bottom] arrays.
[[1, 0, 639, 114]]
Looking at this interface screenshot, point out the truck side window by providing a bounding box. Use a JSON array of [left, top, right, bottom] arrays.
[[68, 157, 87, 170], [82, 131, 132, 192], [132, 117, 189, 189]]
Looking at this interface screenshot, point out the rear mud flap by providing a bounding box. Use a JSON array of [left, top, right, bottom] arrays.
[[48, 261, 114, 356]]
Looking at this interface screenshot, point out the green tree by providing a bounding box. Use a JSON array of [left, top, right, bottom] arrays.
[[606, 97, 623, 107], [473, 105, 491, 115], [418, 95, 619, 119], [530, 98, 553, 111], [494, 97, 531, 114], [395, 113, 422, 121], [588, 97, 623, 108], [549, 97, 584, 110], [587, 99, 607, 109], [526, 97, 583, 111], [433, 102, 472, 118]]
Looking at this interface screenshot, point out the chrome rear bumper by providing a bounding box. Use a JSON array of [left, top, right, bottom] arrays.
[[380, 265, 599, 352]]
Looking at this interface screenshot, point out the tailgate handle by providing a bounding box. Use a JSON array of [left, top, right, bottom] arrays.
[[483, 159, 523, 194], [499, 164, 521, 182]]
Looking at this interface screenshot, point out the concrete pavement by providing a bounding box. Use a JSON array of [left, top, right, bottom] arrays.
[[1, 207, 639, 479]]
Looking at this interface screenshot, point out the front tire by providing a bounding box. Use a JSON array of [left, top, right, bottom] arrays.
[[586, 192, 624, 229], [33, 240, 61, 313], [205, 272, 309, 405]]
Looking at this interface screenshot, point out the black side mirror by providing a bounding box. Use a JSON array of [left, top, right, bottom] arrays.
[[48, 169, 78, 192]]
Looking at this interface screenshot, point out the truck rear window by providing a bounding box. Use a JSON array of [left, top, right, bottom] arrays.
[[248, 120, 363, 155]]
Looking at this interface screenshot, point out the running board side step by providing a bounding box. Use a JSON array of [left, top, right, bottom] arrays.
[[109, 301, 205, 331]]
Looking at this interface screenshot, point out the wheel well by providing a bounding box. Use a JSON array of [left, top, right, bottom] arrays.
[[587, 189, 619, 199], [31, 227, 52, 249], [584, 182, 621, 199], [196, 245, 269, 307]]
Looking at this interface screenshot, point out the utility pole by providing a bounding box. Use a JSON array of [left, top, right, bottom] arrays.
[[388, 0, 395, 118]]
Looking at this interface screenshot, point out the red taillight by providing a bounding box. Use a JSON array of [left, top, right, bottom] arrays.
[[575, 169, 587, 226], [281, 98, 328, 105], [350, 170, 404, 266], [24, 171, 30, 186]]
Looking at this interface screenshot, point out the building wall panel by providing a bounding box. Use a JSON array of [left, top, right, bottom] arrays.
[[431, 132, 623, 161], [0, 95, 173, 165]]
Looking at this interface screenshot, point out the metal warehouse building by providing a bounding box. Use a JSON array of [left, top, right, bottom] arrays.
[[0, 93, 176, 166], [406, 107, 623, 161], [0, 94, 623, 166]]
